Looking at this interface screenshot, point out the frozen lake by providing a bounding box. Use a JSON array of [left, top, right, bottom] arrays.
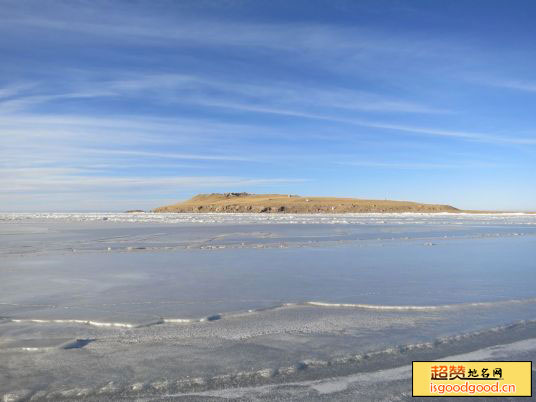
[[1, 213, 535, 400]]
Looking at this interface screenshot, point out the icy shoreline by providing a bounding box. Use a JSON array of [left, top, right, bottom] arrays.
[[2, 211, 536, 226]]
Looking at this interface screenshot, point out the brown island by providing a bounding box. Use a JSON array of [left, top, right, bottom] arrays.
[[153, 193, 460, 213]]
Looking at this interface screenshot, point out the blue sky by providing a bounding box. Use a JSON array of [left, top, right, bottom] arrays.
[[1, 0, 535, 211]]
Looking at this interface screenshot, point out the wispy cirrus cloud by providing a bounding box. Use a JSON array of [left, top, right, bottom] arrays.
[[0, 72, 449, 116], [0, 10, 461, 59], [97, 73, 450, 115], [482, 79, 536, 93], [0, 82, 37, 99], [2, 174, 307, 194], [190, 98, 536, 145], [80, 149, 256, 162], [337, 161, 510, 170], [464, 72, 536, 94]]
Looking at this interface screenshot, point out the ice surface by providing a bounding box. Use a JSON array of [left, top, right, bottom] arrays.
[[1, 213, 535, 400]]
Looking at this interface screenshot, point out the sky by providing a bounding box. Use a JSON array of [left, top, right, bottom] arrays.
[[1, 0, 535, 211]]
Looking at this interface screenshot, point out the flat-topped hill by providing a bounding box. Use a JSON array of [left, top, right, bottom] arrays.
[[153, 193, 460, 213]]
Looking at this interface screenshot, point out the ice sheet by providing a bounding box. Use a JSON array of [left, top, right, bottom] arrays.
[[1, 213, 535, 400]]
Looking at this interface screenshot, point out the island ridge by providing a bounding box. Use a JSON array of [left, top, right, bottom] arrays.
[[154, 193, 460, 214]]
